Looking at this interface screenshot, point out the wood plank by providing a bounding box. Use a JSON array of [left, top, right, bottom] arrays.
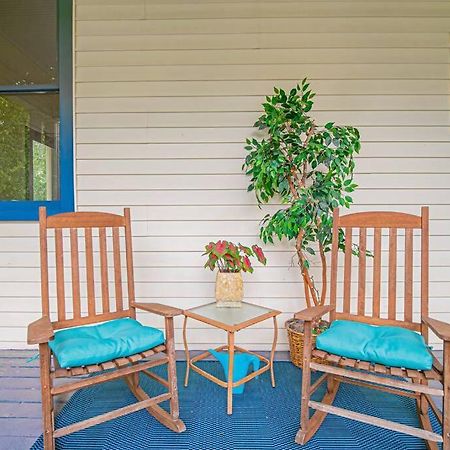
[[124, 208, 136, 313], [404, 228, 414, 322], [388, 228, 398, 320], [85, 228, 96, 316], [357, 228, 367, 316], [343, 227, 352, 313], [70, 228, 81, 319], [309, 401, 443, 443], [335, 312, 420, 331], [357, 361, 371, 371], [372, 228, 382, 318], [99, 227, 110, 313], [310, 362, 443, 397], [421, 207, 430, 343], [54, 229, 66, 321], [390, 367, 405, 377], [112, 227, 123, 311], [53, 393, 171, 438]]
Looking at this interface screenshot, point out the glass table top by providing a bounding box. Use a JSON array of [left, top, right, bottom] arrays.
[[185, 302, 278, 328]]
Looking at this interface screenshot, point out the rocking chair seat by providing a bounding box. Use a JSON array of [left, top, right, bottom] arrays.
[[49, 318, 165, 368], [316, 320, 432, 371]]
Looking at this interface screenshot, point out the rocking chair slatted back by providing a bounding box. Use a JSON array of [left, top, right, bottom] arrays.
[[39, 207, 136, 330], [330, 207, 429, 341]]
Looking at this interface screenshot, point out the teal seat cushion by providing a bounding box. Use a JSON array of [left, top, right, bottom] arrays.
[[49, 318, 165, 368], [316, 320, 432, 370]]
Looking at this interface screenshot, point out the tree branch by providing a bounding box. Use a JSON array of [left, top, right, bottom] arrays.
[[318, 241, 327, 306], [296, 232, 319, 306]]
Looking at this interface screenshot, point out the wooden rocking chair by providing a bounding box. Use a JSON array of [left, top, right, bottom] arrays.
[[296, 207, 450, 449], [27, 207, 185, 450]]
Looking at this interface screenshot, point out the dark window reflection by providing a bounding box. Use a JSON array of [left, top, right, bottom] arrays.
[[0, 0, 57, 86]]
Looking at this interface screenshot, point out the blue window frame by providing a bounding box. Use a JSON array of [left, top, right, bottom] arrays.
[[0, 0, 73, 220]]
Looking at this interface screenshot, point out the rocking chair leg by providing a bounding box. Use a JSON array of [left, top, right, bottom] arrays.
[[296, 321, 313, 445], [165, 317, 180, 419], [443, 342, 450, 450], [295, 321, 341, 445], [39, 344, 55, 450], [416, 384, 439, 450]]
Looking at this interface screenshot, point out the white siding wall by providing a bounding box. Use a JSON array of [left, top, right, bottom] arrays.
[[0, 0, 449, 350]]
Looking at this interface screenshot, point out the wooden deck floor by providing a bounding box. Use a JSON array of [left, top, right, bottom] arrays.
[[0, 349, 443, 450]]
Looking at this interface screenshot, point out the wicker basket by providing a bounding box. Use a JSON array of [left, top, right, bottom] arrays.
[[286, 318, 329, 368]]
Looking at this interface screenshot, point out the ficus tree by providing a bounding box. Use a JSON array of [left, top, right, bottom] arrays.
[[243, 79, 361, 308]]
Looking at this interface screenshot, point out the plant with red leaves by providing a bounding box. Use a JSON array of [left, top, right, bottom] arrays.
[[203, 240, 267, 273]]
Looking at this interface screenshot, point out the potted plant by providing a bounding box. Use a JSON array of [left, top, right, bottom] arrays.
[[243, 79, 361, 366], [203, 240, 267, 307]]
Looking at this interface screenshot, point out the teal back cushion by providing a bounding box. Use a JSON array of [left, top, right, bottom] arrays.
[[49, 318, 165, 368], [316, 320, 432, 370]]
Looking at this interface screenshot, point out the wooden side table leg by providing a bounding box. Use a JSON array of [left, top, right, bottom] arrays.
[[182, 315, 190, 387], [227, 331, 235, 415], [270, 316, 278, 388]]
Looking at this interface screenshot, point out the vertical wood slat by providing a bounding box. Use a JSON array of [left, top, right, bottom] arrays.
[[124, 209, 136, 317], [99, 227, 110, 314], [70, 228, 81, 319], [39, 207, 50, 317], [404, 228, 414, 322], [421, 206, 430, 343], [343, 227, 352, 314], [113, 227, 123, 311], [388, 228, 398, 320], [329, 208, 340, 323], [372, 228, 382, 318], [85, 228, 96, 316], [357, 228, 367, 316], [54, 228, 66, 321]]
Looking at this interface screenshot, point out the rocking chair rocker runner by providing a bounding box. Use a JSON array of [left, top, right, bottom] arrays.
[[27, 208, 186, 450], [296, 207, 450, 449]]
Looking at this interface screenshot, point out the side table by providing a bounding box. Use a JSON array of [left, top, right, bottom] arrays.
[[182, 301, 281, 414]]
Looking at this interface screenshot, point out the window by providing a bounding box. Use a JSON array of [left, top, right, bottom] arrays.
[[0, 0, 73, 220]]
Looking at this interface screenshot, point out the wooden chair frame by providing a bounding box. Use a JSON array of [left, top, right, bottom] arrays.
[[296, 207, 450, 449], [27, 207, 185, 450]]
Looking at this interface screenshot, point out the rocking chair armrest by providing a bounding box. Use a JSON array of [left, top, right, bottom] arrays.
[[132, 302, 183, 318], [422, 315, 450, 341], [27, 316, 54, 345], [294, 305, 334, 323]]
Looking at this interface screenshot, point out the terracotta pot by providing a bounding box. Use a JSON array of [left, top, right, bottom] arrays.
[[215, 271, 243, 307]]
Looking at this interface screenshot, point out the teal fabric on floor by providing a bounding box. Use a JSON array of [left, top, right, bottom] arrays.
[[208, 349, 260, 394], [49, 318, 165, 368], [316, 320, 433, 370], [31, 361, 441, 450]]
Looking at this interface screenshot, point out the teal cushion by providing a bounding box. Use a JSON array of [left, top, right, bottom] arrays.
[[49, 318, 165, 368], [316, 320, 432, 370]]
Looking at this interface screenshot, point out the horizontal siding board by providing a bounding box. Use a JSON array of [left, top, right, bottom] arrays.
[[76, 18, 450, 35], [76, 111, 450, 128], [75, 63, 448, 81], [76, 174, 450, 191], [76, 48, 447, 66], [76, 126, 449, 144], [75, 189, 450, 206], [76, 3, 450, 20], [76, 142, 450, 160], [76, 158, 450, 175], [76, 33, 448, 51], [76, 95, 450, 113], [76, 80, 449, 97]]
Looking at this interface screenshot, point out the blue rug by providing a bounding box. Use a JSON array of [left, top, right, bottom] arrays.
[[31, 361, 441, 449]]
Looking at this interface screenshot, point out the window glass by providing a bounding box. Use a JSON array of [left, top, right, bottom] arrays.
[[0, 93, 59, 200], [0, 0, 57, 85]]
